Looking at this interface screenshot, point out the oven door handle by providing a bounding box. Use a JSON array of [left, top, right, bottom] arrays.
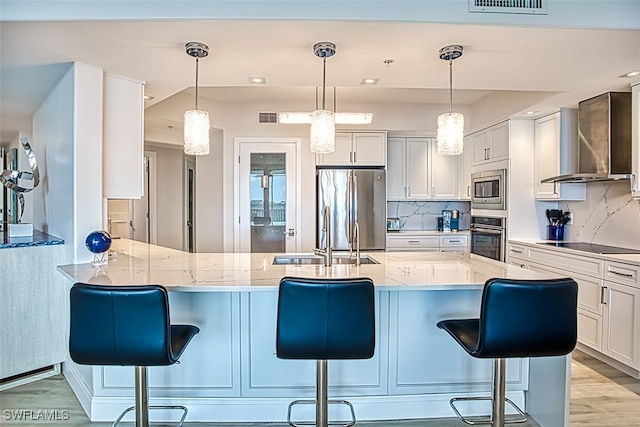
[[470, 227, 504, 235]]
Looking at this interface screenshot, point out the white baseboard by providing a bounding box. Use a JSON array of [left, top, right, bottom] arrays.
[[0, 364, 60, 392]]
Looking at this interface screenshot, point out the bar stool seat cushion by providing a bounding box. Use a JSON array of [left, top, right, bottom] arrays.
[[437, 278, 578, 359], [276, 277, 375, 360], [69, 284, 200, 367]]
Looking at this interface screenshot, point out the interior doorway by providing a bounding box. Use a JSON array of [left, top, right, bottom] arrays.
[[131, 151, 157, 244], [234, 138, 301, 253], [184, 156, 196, 253]]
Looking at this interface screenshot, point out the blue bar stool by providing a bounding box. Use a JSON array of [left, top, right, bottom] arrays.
[[437, 278, 578, 427], [276, 277, 376, 427], [69, 283, 200, 427]]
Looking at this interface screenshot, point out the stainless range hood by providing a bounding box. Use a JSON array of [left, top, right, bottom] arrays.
[[542, 92, 632, 183]]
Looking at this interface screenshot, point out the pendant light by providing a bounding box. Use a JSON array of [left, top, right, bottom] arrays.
[[437, 45, 464, 156], [279, 42, 373, 154], [184, 42, 210, 156]]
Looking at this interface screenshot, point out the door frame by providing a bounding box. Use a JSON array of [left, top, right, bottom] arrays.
[[184, 156, 196, 252], [233, 137, 302, 253]]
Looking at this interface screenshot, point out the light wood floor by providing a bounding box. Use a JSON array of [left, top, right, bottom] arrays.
[[1, 350, 638, 426]]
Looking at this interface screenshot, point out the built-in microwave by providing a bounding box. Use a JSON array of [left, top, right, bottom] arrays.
[[471, 169, 506, 210]]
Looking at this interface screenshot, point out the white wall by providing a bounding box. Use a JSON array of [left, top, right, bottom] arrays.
[[195, 128, 224, 253], [32, 62, 103, 263], [561, 181, 640, 250]]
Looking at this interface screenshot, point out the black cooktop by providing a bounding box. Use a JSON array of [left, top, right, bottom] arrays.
[[538, 242, 640, 254]]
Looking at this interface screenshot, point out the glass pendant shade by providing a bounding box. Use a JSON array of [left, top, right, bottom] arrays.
[[184, 109, 210, 155], [310, 109, 335, 154], [437, 112, 464, 156]]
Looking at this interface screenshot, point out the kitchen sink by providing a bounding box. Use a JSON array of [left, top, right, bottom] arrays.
[[272, 254, 379, 265]]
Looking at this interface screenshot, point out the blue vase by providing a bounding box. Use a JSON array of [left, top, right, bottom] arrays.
[[547, 225, 564, 241]]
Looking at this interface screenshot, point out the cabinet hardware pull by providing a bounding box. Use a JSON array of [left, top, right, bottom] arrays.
[[407, 186, 411, 197], [467, 185, 470, 196], [601, 286, 608, 304], [353, 151, 356, 163], [510, 248, 524, 253], [609, 270, 634, 278], [408, 240, 420, 244], [448, 240, 460, 243]]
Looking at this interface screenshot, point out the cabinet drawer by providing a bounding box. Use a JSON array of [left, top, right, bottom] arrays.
[[440, 234, 468, 248], [527, 247, 604, 278], [605, 261, 640, 288], [386, 236, 439, 250], [507, 243, 526, 260]]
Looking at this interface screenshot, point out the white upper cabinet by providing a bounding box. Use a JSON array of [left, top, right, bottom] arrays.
[[533, 110, 586, 200], [103, 74, 145, 199], [387, 137, 459, 201], [471, 121, 509, 166], [431, 142, 458, 200], [632, 83, 640, 199], [457, 136, 473, 200], [316, 131, 386, 166]]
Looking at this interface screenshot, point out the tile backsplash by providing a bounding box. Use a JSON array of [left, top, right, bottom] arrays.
[[561, 181, 640, 250], [387, 201, 471, 231]]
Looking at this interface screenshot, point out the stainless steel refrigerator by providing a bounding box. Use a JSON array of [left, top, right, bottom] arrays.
[[316, 167, 386, 251]]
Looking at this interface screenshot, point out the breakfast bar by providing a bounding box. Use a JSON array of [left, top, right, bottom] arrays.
[[57, 239, 571, 426]]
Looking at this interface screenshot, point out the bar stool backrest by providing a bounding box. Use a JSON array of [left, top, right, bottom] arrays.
[[475, 278, 578, 359], [69, 283, 175, 366], [276, 277, 375, 360]]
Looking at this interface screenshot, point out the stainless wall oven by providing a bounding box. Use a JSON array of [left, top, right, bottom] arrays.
[[471, 169, 506, 210], [470, 215, 506, 262]]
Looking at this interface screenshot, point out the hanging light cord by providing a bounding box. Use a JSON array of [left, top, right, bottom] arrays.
[[194, 57, 200, 110], [322, 57, 327, 110], [448, 57, 453, 114]]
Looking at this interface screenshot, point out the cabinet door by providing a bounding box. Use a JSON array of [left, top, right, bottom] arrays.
[[316, 133, 352, 166], [103, 74, 144, 199], [431, 141, 458, 199], [387, 137, 406, 200], [487, 122, 509, 161], [632, 83, 640, 199], [457, 137, 472, 200], [578, 308, 603, 351], [534, 113, 561, 199], [353, 132, 386, 166], [405, 138, 431, 200], [472, 132, 488, 165], [602, 281, 640, 368]]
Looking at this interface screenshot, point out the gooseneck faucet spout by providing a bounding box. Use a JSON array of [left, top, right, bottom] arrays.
[[313, 206, 332, 267]]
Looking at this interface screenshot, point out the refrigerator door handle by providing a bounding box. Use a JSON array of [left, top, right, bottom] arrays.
[[353, 174, 359, 225], [347, 171, 352, 245]]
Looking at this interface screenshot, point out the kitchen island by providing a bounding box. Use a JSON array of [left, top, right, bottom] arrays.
[[57, 239, 570, 426]]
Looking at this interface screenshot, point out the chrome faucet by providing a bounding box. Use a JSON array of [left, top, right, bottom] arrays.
[[313, 206, 332, 267], [353, 221, 361, 267]]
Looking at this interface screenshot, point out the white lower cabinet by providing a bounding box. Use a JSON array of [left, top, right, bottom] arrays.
[[506, 241, 640, 372], [386, 233, 468, 252]]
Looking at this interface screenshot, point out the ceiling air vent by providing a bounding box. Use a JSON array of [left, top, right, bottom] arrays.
[[469, 0, 547, 14], [257, 111, 278, 125]]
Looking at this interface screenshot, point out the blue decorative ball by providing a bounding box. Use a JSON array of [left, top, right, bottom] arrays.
[[85, 230, 112, 254]]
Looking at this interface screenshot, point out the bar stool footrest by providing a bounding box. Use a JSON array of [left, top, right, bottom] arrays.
[[112, 405, 188, 427], [287, 399, 356, 427], [450, 396, 528, 425]]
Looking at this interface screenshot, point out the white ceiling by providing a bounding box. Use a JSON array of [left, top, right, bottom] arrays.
[[1, 18, 639, 142]]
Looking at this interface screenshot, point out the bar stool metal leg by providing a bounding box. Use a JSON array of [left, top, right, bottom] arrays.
[[135, 366, 149, 427], [492, 358, 506, 427], [317, 359, 328, 427]]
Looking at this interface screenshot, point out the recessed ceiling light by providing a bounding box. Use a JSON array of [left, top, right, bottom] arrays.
[[249, 77, 266, 84], [524, 110, 539, 115], [361, 78, 379, 85], [143, 94, 154, 101], [621, 70, 640, 78]]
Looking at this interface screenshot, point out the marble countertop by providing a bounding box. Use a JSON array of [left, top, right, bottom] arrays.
[[57, 238, 549, 292], [0, 230, 65, 249], [509, 239, 640, 266]]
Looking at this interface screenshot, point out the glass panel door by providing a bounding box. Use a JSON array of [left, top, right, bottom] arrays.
[[250, 153, 286, 252]]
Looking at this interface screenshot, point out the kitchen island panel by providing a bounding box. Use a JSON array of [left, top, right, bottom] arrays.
[[240, 291, 389, 397]]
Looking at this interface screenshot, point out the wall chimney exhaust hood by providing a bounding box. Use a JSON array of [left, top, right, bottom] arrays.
[[542, 92, 632, 183]]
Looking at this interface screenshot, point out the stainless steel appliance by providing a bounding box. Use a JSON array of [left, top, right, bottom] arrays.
[[471, 169, 506, 210], [542, 91, 632, 183], [470, 215, 506, 261], [317, 167, 386, 251]]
